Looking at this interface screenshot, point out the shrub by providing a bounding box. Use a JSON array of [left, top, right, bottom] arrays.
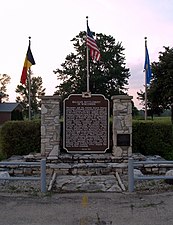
[[0, 120, 41, 158], [132, 121, 173, 159], [0, 118, 172, 160]]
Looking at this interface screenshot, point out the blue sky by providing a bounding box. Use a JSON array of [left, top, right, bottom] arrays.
[[1, 0, 173, 109]]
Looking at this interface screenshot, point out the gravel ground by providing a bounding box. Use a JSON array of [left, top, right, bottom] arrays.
[[1, 174, 173, 195], [0, 180, 43, 194], [0, 175, 52, 195], [121, 174, 173, 194]]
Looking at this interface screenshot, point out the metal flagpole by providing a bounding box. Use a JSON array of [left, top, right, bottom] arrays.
[[144, 37, 147, 120], [86, 16, 90, 93], [28, 37, 31, 120], [28, 68, 31, 120]]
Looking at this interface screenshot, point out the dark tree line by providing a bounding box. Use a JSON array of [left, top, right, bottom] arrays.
[[138, 46, 173, 123]]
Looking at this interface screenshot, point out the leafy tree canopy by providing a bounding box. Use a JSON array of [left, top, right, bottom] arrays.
[[0, 74, 11, 102], [16, 74, 45, 118], [54, 31, 130, 101], [138, 46, 173, 123], [152, 47, 173, 123], [152, 47, 173, 107]]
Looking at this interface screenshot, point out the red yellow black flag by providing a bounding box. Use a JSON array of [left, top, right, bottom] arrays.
[[21, 39, 35, 85]]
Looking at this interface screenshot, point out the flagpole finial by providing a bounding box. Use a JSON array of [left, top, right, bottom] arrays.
[[28, 36, 31, 45], [86, 16, 88, 25], [144, 37, 147, 40]]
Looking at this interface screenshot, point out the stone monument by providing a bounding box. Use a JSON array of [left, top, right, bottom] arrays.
[[40, 94, 133, 159]]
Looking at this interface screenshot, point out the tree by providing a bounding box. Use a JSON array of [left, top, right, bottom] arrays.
[[137, 46, 173, 123], [131, 101, 139, 117], [54, 32, 130, 101], [151, 47, 173, 123], [137, 87, 164, 119], [16, 75, 45, 118], [0, 74, 11, 102]]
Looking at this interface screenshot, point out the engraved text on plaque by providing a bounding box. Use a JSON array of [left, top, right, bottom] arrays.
[[63, 94, 109, 153]]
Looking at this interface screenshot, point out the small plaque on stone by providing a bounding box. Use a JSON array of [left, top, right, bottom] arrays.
[[117, 134, 130, 146]]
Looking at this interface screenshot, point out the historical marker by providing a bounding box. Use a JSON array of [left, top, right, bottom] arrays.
[[63, 94, 109, 153]]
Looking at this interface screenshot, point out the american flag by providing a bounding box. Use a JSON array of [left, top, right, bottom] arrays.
[[86, 22, 100, 62]]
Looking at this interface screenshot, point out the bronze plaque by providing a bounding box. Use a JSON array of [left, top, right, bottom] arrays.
[[63, 94, 109, 153], [117, 134, 130, 146]]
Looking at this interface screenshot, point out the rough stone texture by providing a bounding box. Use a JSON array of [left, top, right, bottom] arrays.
[[165, 170, 173, 184], [1, 153, 173, 194], [111, 95, 133, 158], [134, 169, 144, 177], [0, 171, 10, 179], [40, 94, 133, 161], [54, 175, 122, 193], [40, 96, 61, 156]]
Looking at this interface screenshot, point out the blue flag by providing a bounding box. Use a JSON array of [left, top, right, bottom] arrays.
[[144, 46, 152, 85]]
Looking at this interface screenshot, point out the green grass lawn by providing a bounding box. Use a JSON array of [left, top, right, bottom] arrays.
[[151, 116, 172, 123], [133, 116, 172, 124]]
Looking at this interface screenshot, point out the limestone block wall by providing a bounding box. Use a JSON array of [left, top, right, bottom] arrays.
[[111, 95, 133, 158], [40, 94, 132, 159], [40, 96, 61, 156]]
